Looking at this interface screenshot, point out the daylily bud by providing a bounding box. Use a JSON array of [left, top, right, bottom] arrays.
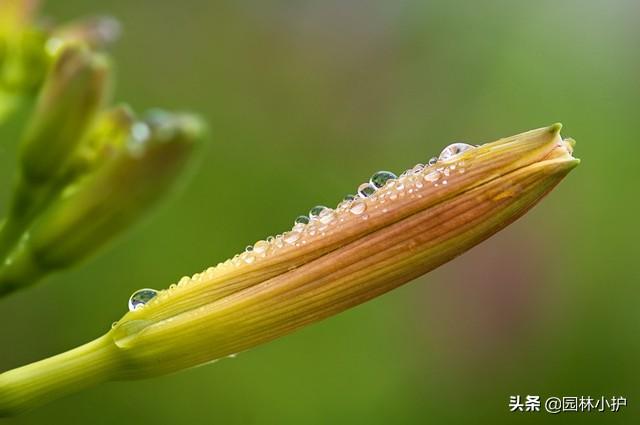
[[0, 124, 579, 415], [0, 111, 202, 292], [19, 43, 110, 184], [66, 105, 135, 177]]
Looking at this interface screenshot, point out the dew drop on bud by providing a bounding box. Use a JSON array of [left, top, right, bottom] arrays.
[[424, 170, 441, 182], [284, 231, 300, 244], [294, 215, 310, 225], [349, 199, 367, 215], [128, 288, 158, 311], [438, 143, 474, 161], [357, 182, 376, 198], [253, 240, 269, 255], [411, 163, 425, 174], [370, 171, 397, 188], [309, 205, 328, 218], [243, 253, 256, 264], [343, 194, 356, 201], [318, 208, 336, 224]]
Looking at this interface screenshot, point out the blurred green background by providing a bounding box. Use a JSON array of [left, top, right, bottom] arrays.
[[1, 0, 638, 423]]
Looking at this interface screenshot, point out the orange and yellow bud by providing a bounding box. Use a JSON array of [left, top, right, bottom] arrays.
[[0, 124, 579, 415]]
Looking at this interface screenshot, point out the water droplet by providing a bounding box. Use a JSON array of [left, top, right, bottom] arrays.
[[294, 215, 310, 225], [111, 321, 119, 329], [343, 194, 356, 201], [245, 245, 253, 252], [424, 170, 441, 182], [309, 205, 328, 218], [357, 183, 376, 197], [243, 253, 256, 264], [370, 171, 397, 188], [253, 240, 269, 255], [349, 200, 367, 215], [128, 288, 158, 311], [428, 157, 438, 166], [438, 143, 474, 161], [337, 199, 352, 210], [412, 163, 425, 174], [318, 208, 336, 224], [284, 231, 300, 244]]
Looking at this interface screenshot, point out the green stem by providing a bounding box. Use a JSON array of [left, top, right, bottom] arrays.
[[0, 176, 62, 290], [0, 335, 120, 416], [0, 176, 48, 258], [0, 240, 45, 296]]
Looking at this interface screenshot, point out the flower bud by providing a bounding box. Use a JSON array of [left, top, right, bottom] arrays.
[[12, 111, 202, 274], [19, 43, 110, 184], [0, 124, 578, 414], [111, 124, 579, 376]]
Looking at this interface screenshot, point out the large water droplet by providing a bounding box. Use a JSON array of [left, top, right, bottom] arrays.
[[370, 171, 397, 188], [128, 288, 158, 311], [309, 205, 328, 218], [438, 143, 474, 161], [357, 183, 376, 197], [349, 199, 367, 215], [294, 215, 310, 225]]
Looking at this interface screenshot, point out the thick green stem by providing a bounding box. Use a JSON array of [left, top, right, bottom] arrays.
[[0, 335, 121, 416]]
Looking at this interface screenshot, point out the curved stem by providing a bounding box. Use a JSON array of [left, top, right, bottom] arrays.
[[0, 335, 120, 416]]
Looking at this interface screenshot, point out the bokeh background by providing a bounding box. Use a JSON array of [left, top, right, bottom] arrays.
[[1, 0, 639, 423]]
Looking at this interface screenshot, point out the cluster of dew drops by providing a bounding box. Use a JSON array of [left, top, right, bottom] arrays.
[[124, 142, 476, 313]]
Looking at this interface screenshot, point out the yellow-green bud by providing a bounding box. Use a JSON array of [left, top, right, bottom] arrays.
[[0, 125, 579, 415], [19, 43, 110, 184], [18, 111, 202, 271]]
